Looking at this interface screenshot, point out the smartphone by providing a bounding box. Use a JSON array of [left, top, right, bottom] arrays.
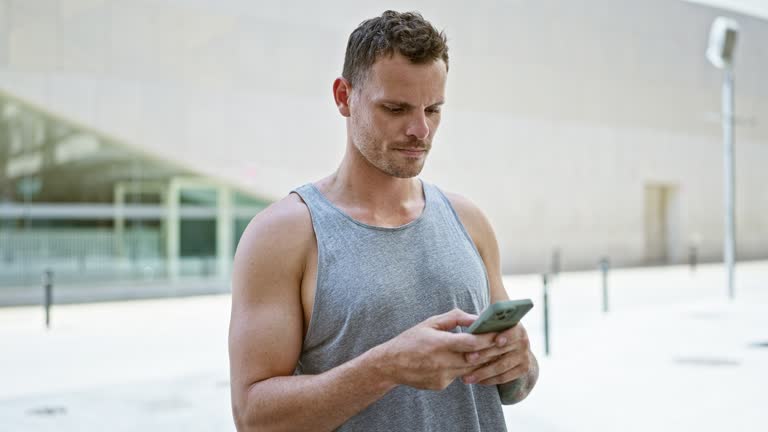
[[468, 299, 534, 334], [468, 299, 535, 405]]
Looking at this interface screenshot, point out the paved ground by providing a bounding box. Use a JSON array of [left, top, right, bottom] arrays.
[[1, 261, 766, 431]]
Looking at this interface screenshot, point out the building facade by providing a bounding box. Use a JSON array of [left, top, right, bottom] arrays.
[[0, 0, 766, 303]]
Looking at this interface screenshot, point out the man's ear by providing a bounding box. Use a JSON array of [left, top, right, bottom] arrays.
[[333, 77, 353, 117]]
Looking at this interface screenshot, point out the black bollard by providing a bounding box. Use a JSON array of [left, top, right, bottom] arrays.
[[542, 273, 550, 356], [551, 248, 561, 278], [599, 257, 610, 313], [689, 245, 698, 273], [43, 269, 53, 329]]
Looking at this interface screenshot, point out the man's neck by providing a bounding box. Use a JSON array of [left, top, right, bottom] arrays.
[[317, 149, 424, 219]]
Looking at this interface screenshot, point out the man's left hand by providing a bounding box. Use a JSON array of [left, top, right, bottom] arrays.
[[460, 323, 532, 385]]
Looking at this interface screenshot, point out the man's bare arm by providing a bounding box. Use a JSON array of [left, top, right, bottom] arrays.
[[228, 196, 394, 431], [228, 195, 497, 432]]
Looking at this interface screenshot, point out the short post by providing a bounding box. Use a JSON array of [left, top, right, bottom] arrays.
[[43, 269, 53, 329], [688, 245, 698, 273], [551, 248, 561, 278], [599, 257, 610, 313], [542, 273, 550, 356]]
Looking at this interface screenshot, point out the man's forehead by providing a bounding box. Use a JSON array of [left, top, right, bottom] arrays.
[[361, 54, 447, 101], [369, 53, 447, 78]]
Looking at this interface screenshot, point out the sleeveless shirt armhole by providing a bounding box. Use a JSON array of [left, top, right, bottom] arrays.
[[429, 184, 493, 303], [288, 187, 326, 349]]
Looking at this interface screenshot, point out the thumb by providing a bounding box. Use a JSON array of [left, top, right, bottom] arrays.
[[431, 308, 478, 331]]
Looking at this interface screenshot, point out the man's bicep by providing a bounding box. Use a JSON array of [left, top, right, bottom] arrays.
[[229, 282, 304, 385]]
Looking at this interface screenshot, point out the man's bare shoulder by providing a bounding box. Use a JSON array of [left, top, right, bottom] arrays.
[[442, 190, 496, 253], [442, 190, 486, 227], [233, 193, 315, 281]]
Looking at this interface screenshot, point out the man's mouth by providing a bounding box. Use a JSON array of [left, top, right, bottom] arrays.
[[395, 148, 428, 157]]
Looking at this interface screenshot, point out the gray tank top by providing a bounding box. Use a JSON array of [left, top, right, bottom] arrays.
[[292, 181, 507, 432]]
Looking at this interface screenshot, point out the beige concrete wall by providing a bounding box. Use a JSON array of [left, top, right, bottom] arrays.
[[0, 0, 766, 272]]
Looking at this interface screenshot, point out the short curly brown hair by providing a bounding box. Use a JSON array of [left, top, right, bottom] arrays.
[[342, 10, 449, 87]]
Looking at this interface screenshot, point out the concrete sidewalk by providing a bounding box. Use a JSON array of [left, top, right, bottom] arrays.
[[1, 261, 766, 431], [506, 261, 767, 432]]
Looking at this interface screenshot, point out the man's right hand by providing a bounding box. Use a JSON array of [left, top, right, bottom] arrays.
[[369, 308, 499, 391]]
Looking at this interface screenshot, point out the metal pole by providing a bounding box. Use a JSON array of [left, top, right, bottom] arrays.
[[542, 273, 550, 356], [600, 258, 609, 313], [689, 245, 698, 274], [43, 269, 53, 329], [723, 66, 736, 300], [551, 248, 561, 278]]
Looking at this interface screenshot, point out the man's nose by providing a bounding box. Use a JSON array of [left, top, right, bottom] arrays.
[[405, 112, 430, 141]]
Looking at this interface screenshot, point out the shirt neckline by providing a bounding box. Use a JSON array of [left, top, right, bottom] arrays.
[[307, 180, 429, 232]]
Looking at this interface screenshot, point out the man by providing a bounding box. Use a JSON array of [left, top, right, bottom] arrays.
[[229, 10, 538, 432]]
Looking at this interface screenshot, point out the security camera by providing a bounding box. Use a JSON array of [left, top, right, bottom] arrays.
[[706, 17, 739, 69]]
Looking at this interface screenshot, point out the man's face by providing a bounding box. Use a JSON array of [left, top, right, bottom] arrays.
[[347, 53, 447, 178]]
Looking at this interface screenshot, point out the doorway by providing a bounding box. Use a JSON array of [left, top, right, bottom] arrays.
[[644, 184, 679, 265]]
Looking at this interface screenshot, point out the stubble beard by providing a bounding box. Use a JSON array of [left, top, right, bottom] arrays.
[[353, 129, 430, 179]]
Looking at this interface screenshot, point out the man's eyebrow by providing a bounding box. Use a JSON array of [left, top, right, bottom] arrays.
[[380, 100, 446, 107]]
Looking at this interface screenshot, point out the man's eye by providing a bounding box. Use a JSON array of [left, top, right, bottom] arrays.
[[386, 106, 404, 113], [426, 108, 441, 114]]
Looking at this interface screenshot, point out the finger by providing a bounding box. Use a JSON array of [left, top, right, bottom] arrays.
[[440, 352, 481, 369], [462, 351, 525, 384], [466, 325, 529, 363], [430, 308, 478, 330], [476, 363, 527, 386], [493, 322, 529, 346], [443, 353, 507, 375], [493, 324, 517, 346], [464, 339, 522, 364], [440, 331, 497, 353]]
